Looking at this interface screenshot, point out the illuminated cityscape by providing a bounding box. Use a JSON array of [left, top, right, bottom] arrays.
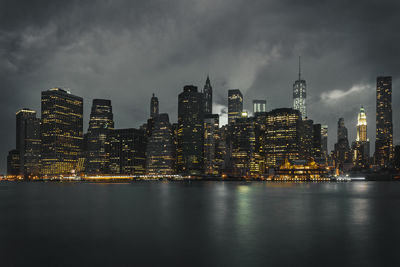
[[2, 2, 400, 267], [2, 74, 398, 181]]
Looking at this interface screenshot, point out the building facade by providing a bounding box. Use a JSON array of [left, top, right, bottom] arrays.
[[230, 115, 261, 177], [375, 76, 393, 168], [228, 89, 243, 125], [312, 124, 322, 159], [7, 149, 20, 176], [14, 108, 41, 177], [321, 125, 328, 159], [265, 108, 302, 168], [41, 88, 83, 176], [334, 118, 351, 171], [177, 85, 204, 175], [108, 128, 147, 175], [146, 113, 175, 175], [85, 99, 114, 174], [204, 114, 220, 175]]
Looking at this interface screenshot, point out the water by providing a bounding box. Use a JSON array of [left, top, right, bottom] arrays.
[[1, 181, 400, 266]]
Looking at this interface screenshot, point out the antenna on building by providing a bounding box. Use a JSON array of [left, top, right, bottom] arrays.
[[298, 56, 301, 80]]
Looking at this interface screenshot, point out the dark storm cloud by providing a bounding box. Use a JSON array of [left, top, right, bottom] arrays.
[[1, 0, 400, 172]]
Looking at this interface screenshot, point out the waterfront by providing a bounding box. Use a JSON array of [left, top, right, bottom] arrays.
[[1, 181, 400, 266]]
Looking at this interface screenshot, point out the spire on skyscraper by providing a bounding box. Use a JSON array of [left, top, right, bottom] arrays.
[[298, 56, 301, 80], [203, 75, 213, 114]]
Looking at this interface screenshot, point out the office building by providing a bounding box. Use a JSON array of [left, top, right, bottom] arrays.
[[85, 99, 114, 174], [177, 85, 204, 174], [13, 108, 41, 177], [228, 89, 243, 125], [301, 119, 314, 161], [375, 76, 393, 168], [204, 114, 220, 175], [312, 124, 322, 159], [108, 128, 147, 175], [334, 118, 351, 171], [230, 114, 261, 177], [394, 145, 400, 170], [265, 108, 302, 168], [41, 88, 83, 176], [146, 113, 175, 175], [7, 149, 20, 176], [321, 125, 328, 158]]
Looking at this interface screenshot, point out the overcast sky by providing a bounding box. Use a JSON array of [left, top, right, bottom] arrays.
[[1, 0, 399, 173]]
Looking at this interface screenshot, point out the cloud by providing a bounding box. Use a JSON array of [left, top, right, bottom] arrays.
[[320, 84, 374, 104]]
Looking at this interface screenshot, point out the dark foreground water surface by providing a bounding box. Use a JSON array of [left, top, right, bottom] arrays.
[[1, 181, 400, 267]]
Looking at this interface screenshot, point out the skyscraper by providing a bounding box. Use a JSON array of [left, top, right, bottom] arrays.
[[146, 113, 175, 175], [321, 125, 328, 159], [301, 119, 314, 161], [228, 89, 243, 125], [108, 128, 147, 175], [204, 114, 219, 175], [7, 149, 20, 176], [352, 107, 370, 169], [177, 85, 204, 174], [203, 76, 212, 114], [375, 76, 393, 168], [86, 99, 114, 174], [312, 124, 322, 159], [230, 114, 261, 177], [253, 100, 266, 114], [293, 56, 307, 119], [334, 118, 351, 171], [265, 108, 302, 168], [150, 93, 159, 119], [357, 107, 367, 142], [41, 88, 83, 176], [14, 108, 41, 177]]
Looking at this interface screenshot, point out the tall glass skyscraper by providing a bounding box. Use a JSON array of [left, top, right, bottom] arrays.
[[7, 108, 41, 177], [16, 108, 41, 177], [204, 114, 219, 175], [293, 56, 307, 119], [203, 75, 212, 114], [177, 85, 204, 174], [265, 108, 302, 167], [108, 128, 147, 175], [86, 99, 114, 174], [375, 76, 393, 168], [321, 125, 328, 158], [41, 88, 83, 176], [334, 118, 351, 171], [228, 89, 243, 125], [146, 113, 175, 175]]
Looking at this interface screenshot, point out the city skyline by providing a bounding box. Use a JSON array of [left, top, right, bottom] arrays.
[[1, 0, 400, 173]]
